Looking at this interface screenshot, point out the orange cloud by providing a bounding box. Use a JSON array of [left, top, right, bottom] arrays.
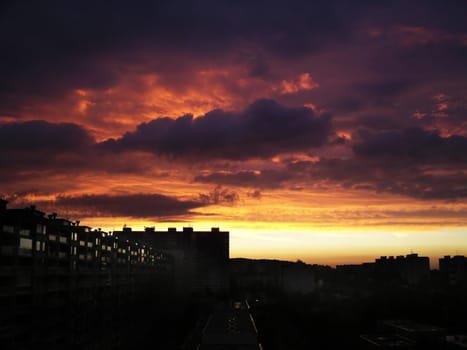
[[280, 73, 319, 94]]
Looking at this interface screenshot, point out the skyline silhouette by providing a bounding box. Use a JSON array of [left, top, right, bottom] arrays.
[[1, 199, 464, 267], [1, 200, 466, 349]]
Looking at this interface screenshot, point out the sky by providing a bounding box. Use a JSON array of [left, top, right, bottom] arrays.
[[1, 0, 467, 266]]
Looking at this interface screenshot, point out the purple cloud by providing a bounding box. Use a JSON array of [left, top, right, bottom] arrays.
[[100, 99, 332, 160]]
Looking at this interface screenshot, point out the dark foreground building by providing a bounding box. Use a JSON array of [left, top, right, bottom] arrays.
[[439, 255, 467, 286], [375, 253, 430, 285], [0, 200, 200, 349], [113, 226, 230, 295]]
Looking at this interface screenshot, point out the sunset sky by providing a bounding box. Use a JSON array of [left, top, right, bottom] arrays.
[[1, 1, 467, 266]]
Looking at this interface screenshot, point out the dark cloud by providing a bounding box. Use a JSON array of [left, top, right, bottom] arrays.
[[351, 114, 418, 131], [356, 79, 413, 99], [248, 55, 271, 79], [344, 79, 416, 112], [51, 194, 205, 218], [312, 157, 467, 200], [188, 127, 467, 200], [199, 186, 239, 205], [353, 128, 467, 163], [0, 0, 351, 112], [3, 0, 465, 116], [0, 120, 182, 193], [1, 0, 467, 211], [100, 99, 332, 160], [0, 120, 94, 152], [247, 190, 262, 199], [194, 169, 290, 189], [0, 120, 96, 176], [0, 0, 465, 175], [306, 128, 467, 199]]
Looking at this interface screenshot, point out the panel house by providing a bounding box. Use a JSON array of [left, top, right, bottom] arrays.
[[113, 226, 230, 295], [0, 200, 173, 348]]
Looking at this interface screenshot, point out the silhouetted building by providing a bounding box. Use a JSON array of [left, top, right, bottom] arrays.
[[230, 258, 316, 296], [113, 226, 230, 295], [0, 201, 173, 349], [439, 256, 467, 286], [336, 263, 375, 282], [375, 254, 430, 285]]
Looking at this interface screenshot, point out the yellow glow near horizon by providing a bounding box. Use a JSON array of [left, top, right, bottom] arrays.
[[8, 169, 467, 268], [80, 214, 467, 268]]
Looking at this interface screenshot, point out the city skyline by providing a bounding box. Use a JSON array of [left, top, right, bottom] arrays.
[[1, 1, 467, 266], [2, 194, 466, 349], [1, 198, 463, 269]]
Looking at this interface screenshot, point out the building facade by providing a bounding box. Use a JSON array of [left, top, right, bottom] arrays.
[[113, 226, 230, 295], [0, 201, 173, 349]]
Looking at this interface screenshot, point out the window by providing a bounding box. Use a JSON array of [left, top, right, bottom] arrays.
[[36, 224, 45, 234], [19, 238, 32, 250], [2, 225, 14, 233], [19, 229, 30, 236]]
